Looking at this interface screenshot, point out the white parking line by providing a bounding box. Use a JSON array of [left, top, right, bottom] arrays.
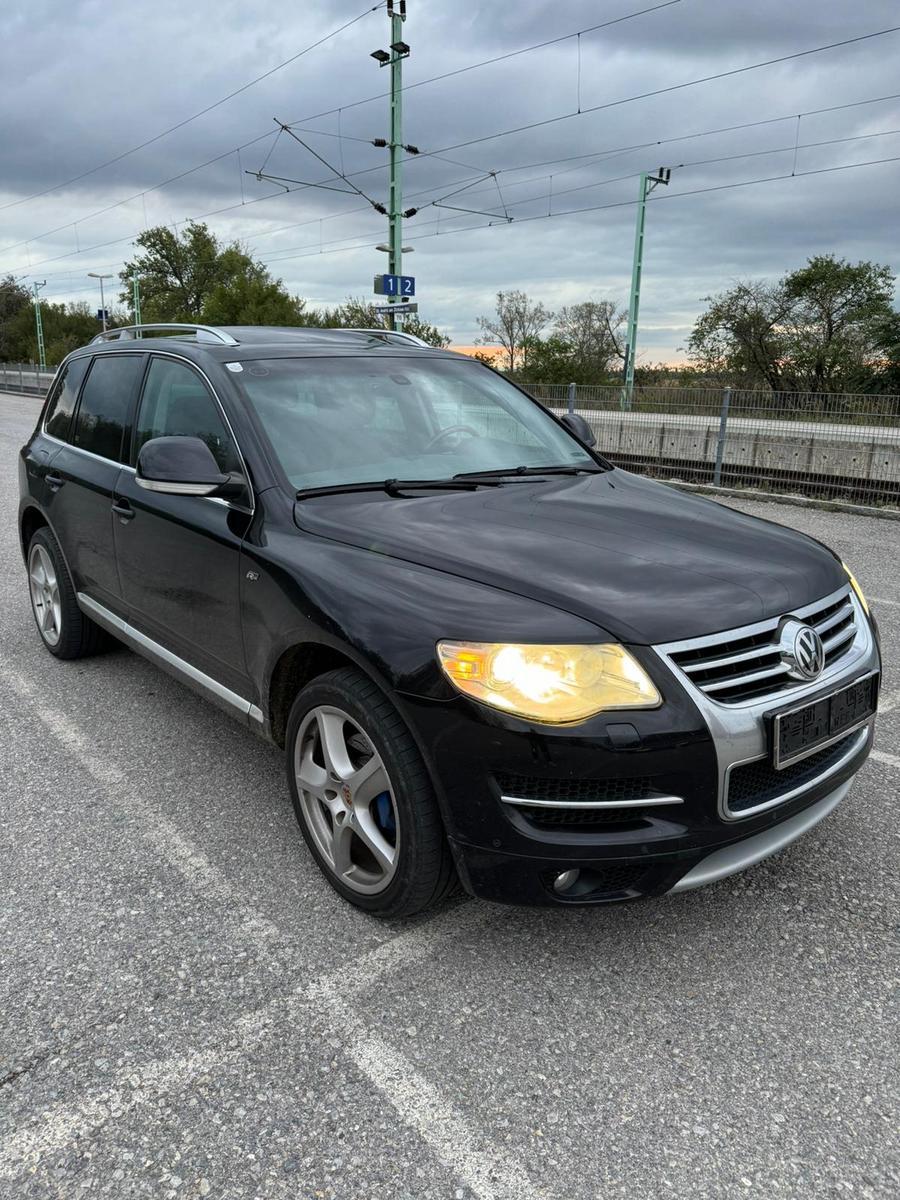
[[0, 903, 497, 1186], [877, 688, 900, 715], [0, 663, 523, 1197], [872, 595, 900, 607], [871, 749, 900, 771], [2, 665, 282, 946]]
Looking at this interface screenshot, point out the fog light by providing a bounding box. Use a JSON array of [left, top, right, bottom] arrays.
[[553, 868, 581, 893]]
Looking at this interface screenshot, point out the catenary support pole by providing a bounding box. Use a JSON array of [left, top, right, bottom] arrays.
[[622, 167, 671, 410], [133, 275, 142, 326], [32, 281, 47, 370], [387, 1, 406, 332]]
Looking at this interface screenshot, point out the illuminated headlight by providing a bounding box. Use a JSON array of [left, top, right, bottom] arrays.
[[842, 562, 870, 616], [436, 641, 661, 724]]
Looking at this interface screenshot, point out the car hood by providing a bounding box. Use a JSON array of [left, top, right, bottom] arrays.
[[294, 470, 845, 644]]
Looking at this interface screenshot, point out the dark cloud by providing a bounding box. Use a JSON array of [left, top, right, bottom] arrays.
[[2, 0, 898, 357]]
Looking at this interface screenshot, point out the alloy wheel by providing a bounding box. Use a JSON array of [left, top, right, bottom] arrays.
[[29, 543, 62, 647], [293, 705, 400, 895]]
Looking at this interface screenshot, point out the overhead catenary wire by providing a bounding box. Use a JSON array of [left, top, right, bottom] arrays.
[[0, 1, 679, 250], [5, 23, 899, 267], [0, 3, 387, 215], [9, 95, 900, 282]]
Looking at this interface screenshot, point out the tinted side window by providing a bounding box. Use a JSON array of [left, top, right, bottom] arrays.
[[135, 358, 241, 474], [44, 358, 90, 441], [72, 355, 142, 462]]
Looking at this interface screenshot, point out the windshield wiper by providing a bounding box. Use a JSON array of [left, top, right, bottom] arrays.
[[295, 477, 508, 501], [455, 463, 605, 480]]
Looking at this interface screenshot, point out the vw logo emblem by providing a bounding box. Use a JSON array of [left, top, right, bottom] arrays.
[[779, 620, 825, 681]]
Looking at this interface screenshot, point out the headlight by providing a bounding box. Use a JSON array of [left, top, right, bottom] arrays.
[[842, 562, 870, 616], [436, 641, 661, 724]]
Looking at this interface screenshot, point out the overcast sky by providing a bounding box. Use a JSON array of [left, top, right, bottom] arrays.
[[2, 0, 899, 361]]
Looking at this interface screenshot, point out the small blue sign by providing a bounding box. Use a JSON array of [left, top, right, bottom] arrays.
[[97, 308, 110, 322], [376, 274, 415, 297]]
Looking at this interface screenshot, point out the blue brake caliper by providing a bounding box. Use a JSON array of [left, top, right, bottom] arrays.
[[374, 791, 396, 840]]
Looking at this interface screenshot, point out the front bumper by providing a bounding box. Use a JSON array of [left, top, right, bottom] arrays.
[[396, 592, 880, 907]]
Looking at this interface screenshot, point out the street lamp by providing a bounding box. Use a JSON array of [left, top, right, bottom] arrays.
[[87, 272, 114, 332]]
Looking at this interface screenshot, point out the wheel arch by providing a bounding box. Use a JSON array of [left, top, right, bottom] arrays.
[[20, 503, 49, 562], [267, 639, 395, 749]]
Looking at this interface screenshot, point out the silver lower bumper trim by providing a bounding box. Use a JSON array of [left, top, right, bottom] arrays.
[[670, 778, 852, 893]]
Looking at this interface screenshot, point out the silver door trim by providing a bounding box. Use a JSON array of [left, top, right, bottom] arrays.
[[77, 592, 264, 726]]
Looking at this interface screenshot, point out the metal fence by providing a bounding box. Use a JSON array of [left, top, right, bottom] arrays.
[[527, 383, 900, 509], [0, 363, 56, 396], [3, 363, 899, 509]]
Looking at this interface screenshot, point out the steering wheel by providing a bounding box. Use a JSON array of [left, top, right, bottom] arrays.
[[423, 423, 479, 452]]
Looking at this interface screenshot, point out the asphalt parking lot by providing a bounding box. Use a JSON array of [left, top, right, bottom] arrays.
[[1, 389, 898, 1200]]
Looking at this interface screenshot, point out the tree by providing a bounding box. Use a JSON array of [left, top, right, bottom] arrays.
[[119, 222, 307, 325], [476, 290, 552, 373], [0, 275, 31, 361], [686, 255, 897, 393], [324, 297, 450, 347], [554, 300, 626, 380]]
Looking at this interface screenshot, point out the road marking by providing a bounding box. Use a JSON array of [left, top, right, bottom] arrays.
[[0, 903, 496, 1185], [2, 665, 282, 946], [337, 1013, 536, 1200], [878, 688, 900, 715], [872, 595, 900, 608], [871, 749, 900, 771]]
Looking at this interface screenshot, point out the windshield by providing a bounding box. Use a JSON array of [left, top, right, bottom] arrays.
[[232, 356, 597, 490]]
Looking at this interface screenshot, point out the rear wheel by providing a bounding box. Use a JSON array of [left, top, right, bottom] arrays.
[[285, 667, 457, 916], [27, 528, 107, 659]]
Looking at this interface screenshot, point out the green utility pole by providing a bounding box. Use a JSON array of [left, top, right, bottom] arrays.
[[371, 1, 411, 330], [32, 281, 47, 370], [387, 0, 406, 331], [622, 167, 670, 409], [132, 274, 142, 326]]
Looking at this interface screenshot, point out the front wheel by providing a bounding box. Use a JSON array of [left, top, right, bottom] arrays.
[[285, 667, 457, 917]]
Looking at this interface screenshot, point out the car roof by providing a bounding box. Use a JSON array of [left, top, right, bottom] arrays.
[[77, 324, 467, 362]]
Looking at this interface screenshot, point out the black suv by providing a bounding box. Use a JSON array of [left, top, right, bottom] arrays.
[[19, 324, 880, 915]]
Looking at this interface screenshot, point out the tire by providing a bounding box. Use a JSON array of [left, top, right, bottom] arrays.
[[26, 527, 107, 659], [285, 666, 458, 917]]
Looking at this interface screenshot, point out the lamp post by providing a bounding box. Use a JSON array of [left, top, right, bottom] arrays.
[[87, 272, 114, 332]]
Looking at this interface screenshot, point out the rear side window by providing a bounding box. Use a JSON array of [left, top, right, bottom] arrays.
[[135, 357, 241, 474], [72, 355, 143, 462], [44, 357, 89, 441]]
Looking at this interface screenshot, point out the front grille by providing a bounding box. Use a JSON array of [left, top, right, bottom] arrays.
[[725, 727, 867, 815], [495, 773, 657, 805], [667, 588, 857, 705]]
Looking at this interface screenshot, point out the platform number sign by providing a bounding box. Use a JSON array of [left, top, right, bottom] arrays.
[[375, 274, 415, 297]]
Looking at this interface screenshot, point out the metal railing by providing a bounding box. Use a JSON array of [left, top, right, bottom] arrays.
[[3, 364, 898, 508], [0, 363, 56, 396], [527, 382, 900, 509]]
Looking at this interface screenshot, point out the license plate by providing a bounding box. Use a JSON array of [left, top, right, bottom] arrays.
[[771, 674, 878, 769]]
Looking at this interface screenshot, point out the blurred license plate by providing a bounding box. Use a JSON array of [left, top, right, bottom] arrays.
[[772, 674, 877, 769]]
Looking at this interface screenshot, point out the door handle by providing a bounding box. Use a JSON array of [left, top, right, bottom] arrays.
[[111, 498, 135, 521], [45, 473, 64, 491]]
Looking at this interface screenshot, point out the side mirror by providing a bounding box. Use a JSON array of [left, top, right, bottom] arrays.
[[559, 412, 597, 448], [136, 436, 244, 498]]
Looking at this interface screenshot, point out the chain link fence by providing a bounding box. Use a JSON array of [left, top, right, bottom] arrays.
[[526, 382, 900, 509]]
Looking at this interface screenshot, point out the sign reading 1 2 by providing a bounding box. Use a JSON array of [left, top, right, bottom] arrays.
[[381, 274, 415, 296]]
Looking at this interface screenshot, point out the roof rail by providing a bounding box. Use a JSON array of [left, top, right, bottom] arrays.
[[90, 323, 239, 346]]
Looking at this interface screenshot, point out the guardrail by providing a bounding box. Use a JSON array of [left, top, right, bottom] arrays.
[[530, 383, 900, 508]]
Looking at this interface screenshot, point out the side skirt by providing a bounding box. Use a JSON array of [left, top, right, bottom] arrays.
[[77, 592, 266, 732]]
